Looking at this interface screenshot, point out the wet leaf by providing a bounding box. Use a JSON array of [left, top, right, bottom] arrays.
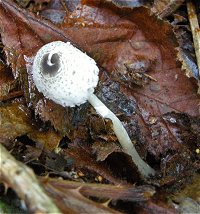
[[60, 1, 200, 115]]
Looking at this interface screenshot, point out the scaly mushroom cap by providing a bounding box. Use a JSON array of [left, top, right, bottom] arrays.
[[32, 41, 99, 107]]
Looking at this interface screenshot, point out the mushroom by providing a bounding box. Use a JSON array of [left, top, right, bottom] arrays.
[[32, 41, 155, 178]]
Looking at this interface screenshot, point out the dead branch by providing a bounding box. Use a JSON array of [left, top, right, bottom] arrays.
[[0, 143, 61, 214], [187, 1, 200, 78]]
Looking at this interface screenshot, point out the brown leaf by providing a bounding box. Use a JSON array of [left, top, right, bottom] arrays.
[[63, 1, 200, 179], [92, 141, 121, 161], [64, 1, 199, 116], [0, 60, 22, 101], [0, 102, 33, 144], [61, 1, 200, 118], [0, 0, 85, 133], [27, 129, 62, 151], [62, 141, 125, 185]]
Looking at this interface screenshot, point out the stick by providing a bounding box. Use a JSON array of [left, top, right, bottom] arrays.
[[187, 1, 200, 78], [0, 143, 61, 213]]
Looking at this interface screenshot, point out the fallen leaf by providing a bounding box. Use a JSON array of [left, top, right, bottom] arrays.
[[62, 141, 125, 185], [27, 129, 62, 151], [0, 60, 21, 101], [92, 141, 121, 161], [0, 102, 33, 145]]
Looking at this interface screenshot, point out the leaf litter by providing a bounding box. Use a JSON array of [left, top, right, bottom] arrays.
[[0, 0, 199, 213]]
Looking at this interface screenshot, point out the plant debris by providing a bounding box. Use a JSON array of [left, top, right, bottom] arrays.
[[0, 0, 199, 213]]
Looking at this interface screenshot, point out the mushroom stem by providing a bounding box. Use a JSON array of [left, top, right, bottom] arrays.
[[88, 94, 155, 178]]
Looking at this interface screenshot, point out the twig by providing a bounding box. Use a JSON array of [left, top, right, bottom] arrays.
[[152, 0, 185, 18], [187, 1, 200, 78], [0, 143, 61, 214]]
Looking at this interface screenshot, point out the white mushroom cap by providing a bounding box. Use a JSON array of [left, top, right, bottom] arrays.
[[32, 41, 99, 107]]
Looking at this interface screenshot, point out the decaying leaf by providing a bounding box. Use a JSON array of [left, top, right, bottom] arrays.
[[92, 141, 121, 161], [0, 60, 22, 101], [27, 128, 62, 151], [0, 102, 33, 144], [61, 0, 200, 175], [62, 141, 125, 184], [0, 100, 62, 147]]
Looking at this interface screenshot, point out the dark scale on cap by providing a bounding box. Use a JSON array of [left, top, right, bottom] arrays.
[[40, 53, 60, 77]]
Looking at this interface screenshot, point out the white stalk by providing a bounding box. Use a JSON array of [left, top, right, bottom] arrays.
[[88, 94, 155, 178]]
